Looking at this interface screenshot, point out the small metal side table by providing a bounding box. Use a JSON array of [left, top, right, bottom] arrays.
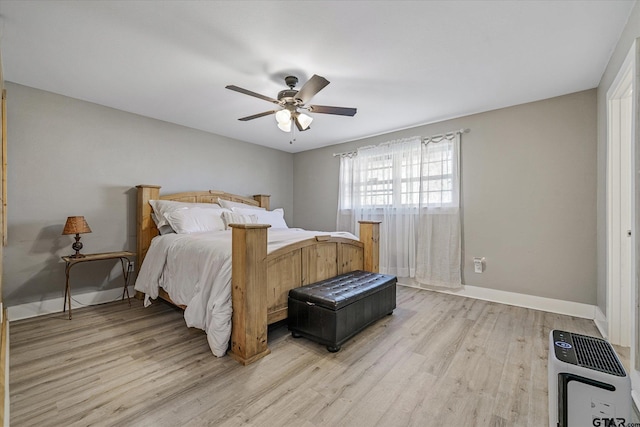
[[61, 251, 136, 320]]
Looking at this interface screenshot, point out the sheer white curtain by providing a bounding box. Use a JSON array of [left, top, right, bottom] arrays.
[[337, 133, 461, 288], [337, 137, 422, 277], [415, 134, 461, 288]]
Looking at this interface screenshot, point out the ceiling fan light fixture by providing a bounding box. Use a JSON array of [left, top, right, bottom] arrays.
[[297, 113, 313, 130], [275, 109, 291, 124], [277, 120, 292, 132]]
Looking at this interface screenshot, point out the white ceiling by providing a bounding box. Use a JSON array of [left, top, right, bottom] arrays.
[[0, 1, 635, 153]]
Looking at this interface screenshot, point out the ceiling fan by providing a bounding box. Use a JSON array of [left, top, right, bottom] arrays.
[[225, 74, 357, 133]]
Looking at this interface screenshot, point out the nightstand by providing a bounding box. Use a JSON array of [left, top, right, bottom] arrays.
[[61, 251, 136, 320]]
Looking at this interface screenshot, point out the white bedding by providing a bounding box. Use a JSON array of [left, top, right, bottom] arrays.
[[134, 228, 358, 357]]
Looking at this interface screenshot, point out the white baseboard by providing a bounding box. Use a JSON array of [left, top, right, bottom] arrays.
[[398, 281, 596, 319], [594, 306, 609, 339], [7, 282, 597, 322], [7, 287, 132, 321]]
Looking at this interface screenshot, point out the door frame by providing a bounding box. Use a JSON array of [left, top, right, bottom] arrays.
[[607, 40, 640, 406], [607, 42, 635, 348]]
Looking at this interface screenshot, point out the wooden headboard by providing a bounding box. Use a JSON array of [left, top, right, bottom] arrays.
[[136, 185, 271, 270]]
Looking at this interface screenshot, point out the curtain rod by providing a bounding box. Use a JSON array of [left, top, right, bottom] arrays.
[[423, 128, 469, 143], [332, 128, 470, 157]]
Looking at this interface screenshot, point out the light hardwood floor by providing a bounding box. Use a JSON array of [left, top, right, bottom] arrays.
[[10, 286, 609, 426]]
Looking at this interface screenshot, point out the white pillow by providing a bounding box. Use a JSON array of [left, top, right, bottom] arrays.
[[221, 211, 258, 230], [164, 207, 226, 234], [152, 212, 176, 235], [232, 207, 288, 229], [149, 199, 223, 228], [218, 199, 265, 211]]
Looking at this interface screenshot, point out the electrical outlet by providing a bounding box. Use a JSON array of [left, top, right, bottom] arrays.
[[473, 257, 485, 273]]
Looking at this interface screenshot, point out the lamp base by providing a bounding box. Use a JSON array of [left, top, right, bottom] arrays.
[[70, 235, 85, 258], [68, 253, 86, 259]]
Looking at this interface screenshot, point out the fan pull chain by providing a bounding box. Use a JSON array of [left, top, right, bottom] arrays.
[[290, 118, 296, 144]]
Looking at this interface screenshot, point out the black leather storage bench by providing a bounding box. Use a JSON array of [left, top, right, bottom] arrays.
[[288, 270, 397, 352]]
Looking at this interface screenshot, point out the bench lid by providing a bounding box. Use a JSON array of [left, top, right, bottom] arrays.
[[289, 270, 397, 310]]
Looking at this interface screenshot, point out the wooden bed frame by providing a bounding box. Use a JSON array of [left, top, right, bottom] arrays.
[[136, 185, 380, 365]]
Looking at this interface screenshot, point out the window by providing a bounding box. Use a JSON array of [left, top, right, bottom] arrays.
[[421, 141, 454, 205], [337, 133, 462, 287], [339, 136, 455, 209]]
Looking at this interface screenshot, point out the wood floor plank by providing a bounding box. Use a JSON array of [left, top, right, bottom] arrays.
[[9, 286, 614, 426]]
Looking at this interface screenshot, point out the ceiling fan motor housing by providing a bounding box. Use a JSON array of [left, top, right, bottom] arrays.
[[279, 76, 302, 106], [278, 89, 300, 105]]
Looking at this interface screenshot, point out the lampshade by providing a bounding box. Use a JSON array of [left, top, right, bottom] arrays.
[[62, 216, 92, 235], [297, 113, 313, 130], [275, 109, 291, 124], [277, 120, 292, 132]]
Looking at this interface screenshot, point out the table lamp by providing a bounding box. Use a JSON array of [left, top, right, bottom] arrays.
[[62, 216, 92, 258]]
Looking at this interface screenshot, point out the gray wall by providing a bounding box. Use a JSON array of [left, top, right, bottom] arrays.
[[4, 82, 293, 306], [294, 90, 597, 305], [596, 2, 640, 317], [3, 81, 601, 307]]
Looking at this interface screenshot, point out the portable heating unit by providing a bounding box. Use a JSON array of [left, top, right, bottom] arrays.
[[548, 330, 631, 427]]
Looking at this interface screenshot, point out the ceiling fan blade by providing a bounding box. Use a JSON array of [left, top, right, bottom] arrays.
[[226, 85, 280, 105], [238, 110, 278, 121], [308, 105, 357, 116], [295, 75, 330, 104]]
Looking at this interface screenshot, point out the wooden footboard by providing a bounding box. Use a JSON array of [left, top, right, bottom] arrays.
[[228, 221, 379, 365], [136, 185, 380, 365], [265, 230, 375, 324]]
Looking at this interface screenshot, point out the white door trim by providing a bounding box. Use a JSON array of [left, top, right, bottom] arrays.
[[607, 41, 635, 348], [607, 42, 640, 404]]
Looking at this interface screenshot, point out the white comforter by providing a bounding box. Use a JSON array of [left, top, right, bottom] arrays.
[[134, 228, 358, 357]]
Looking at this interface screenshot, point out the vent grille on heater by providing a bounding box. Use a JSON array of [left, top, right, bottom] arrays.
[[572, 333, 626, 377]]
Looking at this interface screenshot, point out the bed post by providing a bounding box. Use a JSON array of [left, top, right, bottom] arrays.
[[359, 221, 380, 273], [228, 223, 272, 365], [253, 194, 270, 210], [136, 185, 161, 272]]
